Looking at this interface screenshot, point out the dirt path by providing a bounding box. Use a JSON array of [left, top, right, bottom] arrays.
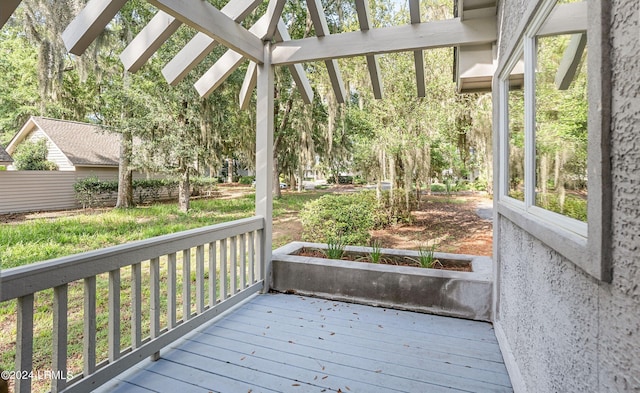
[[273, 193, 493, 256]]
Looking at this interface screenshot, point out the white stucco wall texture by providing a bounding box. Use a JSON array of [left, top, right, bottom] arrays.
[[497, 0, 640, 392]]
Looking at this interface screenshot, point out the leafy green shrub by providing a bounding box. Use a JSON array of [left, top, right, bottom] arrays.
[[191, 177, 219, 196], [133, 179, 166, 204], [430, 183, 447, 192], [73, 176, 118, 208], [300, 192, 380, 245], [239, 176, 255, 185], [12, 139, 58, 170]]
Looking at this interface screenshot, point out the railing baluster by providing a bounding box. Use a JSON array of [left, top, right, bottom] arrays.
[[256, 229, 263, 282], [83, 276, 96, 376], [208, 241, 217, 307], [220, 239, 227, 300], [108, 269, 121, 362], [182, 249, 191, 321], [248, 231, 255, 283], [150, 257, 160, 361], [196, 245, 205, 313], [16, 294, 34, 393], [240, 233, 247, 289], [230, 236, 237, 294], [168, 253, 177, 329], [131, 263, 142, 349], [52, 284, 68, 393]]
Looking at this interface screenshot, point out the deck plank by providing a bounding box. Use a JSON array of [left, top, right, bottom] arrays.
[[99, 293, 512, 393]]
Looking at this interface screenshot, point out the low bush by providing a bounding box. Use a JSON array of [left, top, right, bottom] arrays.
[[238, 176, 255, 185], [74, 177, 181, 207], [300, 191, 381, 245]]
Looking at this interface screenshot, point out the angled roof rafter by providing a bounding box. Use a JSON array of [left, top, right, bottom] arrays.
[[306, 0, 346, 104], [62, 0, 129, 55], [161, 0, 263, 86], [409, 0, 426, 97], [196, 19, 313, 105], [265, 0, 287, 41], [354, 0, 383, 99], [147, 0, 264, 63], [120, 11, 182, 73]]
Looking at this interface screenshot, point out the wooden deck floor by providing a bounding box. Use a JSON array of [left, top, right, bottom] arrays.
[[97, 293, 512, 393]]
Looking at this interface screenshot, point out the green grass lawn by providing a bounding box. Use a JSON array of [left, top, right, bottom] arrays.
[[1, 191, 322, 269]]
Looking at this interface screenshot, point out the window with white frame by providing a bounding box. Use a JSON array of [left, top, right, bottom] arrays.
[[497, 0, 611, 281]]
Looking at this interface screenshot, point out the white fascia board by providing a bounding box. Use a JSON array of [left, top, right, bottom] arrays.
[[161, 0, 262, 85], [537, 2, 587, 37], [271, 16, 497, 65], [148, 0, 264, 64], [62, 0, 128, 55], [120, 12, 182, 73]]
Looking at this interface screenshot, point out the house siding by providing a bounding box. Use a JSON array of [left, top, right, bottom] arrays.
[[496, 0, 640, 392]]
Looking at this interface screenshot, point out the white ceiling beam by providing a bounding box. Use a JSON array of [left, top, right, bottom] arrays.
[[538, 2, 587, 37], [239, 62, 258, 110], [194, 15, 270, 97], [265, 0, 287, 41], [120, 12, 181, 72], [161, 0, 262, 86], [1, 0, 22, 29], [307, 0, 346, 103], [62, 0, 128, 55], [409, 0, 426, 97], [355, 0, 383, 99], [147, 0, 264, 64], [271, 16, 497, 65], [555, 33, 587, 90]]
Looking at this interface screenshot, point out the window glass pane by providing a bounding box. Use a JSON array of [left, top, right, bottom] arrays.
[[507, 69, 525, 201], [534, 33, 588, 221]]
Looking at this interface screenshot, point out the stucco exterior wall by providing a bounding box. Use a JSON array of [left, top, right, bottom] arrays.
[[496, 0, 640, 392]]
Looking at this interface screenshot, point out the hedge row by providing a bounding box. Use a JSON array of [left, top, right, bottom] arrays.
[[73, 176, 219, 208]]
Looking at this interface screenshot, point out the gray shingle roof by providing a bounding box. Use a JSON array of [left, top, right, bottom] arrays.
[[0, 144, 12, 164], [32, 117, 120, 167]]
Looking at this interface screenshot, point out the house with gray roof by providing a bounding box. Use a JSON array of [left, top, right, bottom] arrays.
[[0, 144, 12, 166], [6, 116, 120, 175]]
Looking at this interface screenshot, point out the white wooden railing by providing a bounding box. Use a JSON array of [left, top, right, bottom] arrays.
[[0, 216, 266, 393]]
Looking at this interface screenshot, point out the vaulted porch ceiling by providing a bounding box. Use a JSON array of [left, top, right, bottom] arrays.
[[2, 0, 499, 104]]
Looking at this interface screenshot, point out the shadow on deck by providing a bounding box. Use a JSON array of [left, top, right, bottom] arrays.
[[97, 293, 512, 393]]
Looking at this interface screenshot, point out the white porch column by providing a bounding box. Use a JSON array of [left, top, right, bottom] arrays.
[[256, 42, 274, 292]]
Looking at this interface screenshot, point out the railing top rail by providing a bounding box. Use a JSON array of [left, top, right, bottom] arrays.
[[1, 216, 264, 302]]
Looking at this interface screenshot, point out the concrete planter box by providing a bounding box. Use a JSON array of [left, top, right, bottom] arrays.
[[271, 242, 493, 322]]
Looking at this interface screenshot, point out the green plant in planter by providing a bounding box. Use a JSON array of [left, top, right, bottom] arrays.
[[414, 245, 441, 269], [369, 240, 382, 263], [324, 237, 345, 259]]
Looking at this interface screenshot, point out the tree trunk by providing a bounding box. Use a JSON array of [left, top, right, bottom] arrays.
[[273, 156, 281, 198], [227, 158, 233, 183], [178, 164, 190, 213], [115, 130, 134, 208]]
